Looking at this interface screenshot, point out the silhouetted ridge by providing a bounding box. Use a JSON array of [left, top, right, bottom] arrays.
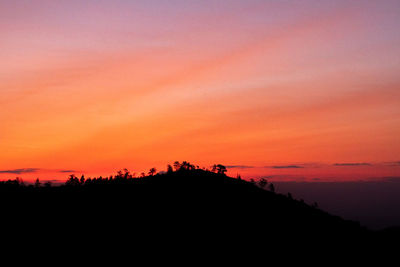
[[0, 161, 391, 248]]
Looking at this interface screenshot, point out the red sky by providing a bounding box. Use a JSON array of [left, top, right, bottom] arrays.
[[1, 0, 400, 182]]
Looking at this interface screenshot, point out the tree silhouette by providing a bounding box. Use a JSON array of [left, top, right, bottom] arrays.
[[34, 178, 41, 188], [80, 175, 85, 185], [268, 183, 275, 193], [181, 161, 195, 171], [173, 161, 181, 171], [123, 169, 131, 179], [148, 168, 157, 176], [66, 175, 80, 186], [167, 164, 173, 174], [15, 177, 24, 186], [211, 164, 217, 173], [216, 164, 227, 175], [258, 178, 268, 189]]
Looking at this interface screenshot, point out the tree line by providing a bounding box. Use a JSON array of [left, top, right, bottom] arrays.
[[0, 161, 278, 195]]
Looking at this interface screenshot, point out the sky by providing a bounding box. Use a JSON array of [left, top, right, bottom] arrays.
[[1, 0, 400, 182]]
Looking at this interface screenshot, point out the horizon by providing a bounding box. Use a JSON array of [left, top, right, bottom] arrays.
[[1, 160, 400, 183]]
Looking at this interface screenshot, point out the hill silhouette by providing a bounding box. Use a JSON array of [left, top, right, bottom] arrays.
[[0, 161, 395, 254]]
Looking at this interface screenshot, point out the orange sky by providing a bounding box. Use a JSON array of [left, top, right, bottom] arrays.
[[1, 1, 400, 182]]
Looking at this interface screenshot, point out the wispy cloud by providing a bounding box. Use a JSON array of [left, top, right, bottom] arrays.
[[266, 165, 304, 169], [59, 170, 77, 173], [383, 162, 400, 167], [333, 163, 372, 167], [0, 168, 40, 174], [226, 165, 254, 169]]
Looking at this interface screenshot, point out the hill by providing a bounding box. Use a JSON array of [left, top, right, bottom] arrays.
[[0, 164, 374, 245]]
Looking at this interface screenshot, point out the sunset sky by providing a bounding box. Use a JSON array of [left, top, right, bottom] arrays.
[[1, 0, 400, 182]]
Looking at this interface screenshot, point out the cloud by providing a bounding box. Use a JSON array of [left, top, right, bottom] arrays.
[[0, 168, 40, 174], [59, 170, 77, 173], [226, 165, 254, 169], [384, 162, 400, 167], [333, 163, 372, 167], [267, 165, 304, 169]]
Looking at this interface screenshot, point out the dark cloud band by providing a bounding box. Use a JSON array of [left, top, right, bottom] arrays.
[[59, 170, 77, 173], [267, 165, 304, 169], [333, 163, 372, 166], [0, 168, 40, 174], [226, 165, 254, 169]]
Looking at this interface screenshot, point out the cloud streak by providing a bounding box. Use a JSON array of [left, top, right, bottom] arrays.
[[333, 163, 372, 167], [59, 170, 77, 173], [384, 162, 400, 167], [0, 168, 40, 174], [226, 165, 254, 169], [267, 165, 304, 169]]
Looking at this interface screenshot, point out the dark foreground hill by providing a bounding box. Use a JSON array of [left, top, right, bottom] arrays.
[[0, 166, 395, 256]]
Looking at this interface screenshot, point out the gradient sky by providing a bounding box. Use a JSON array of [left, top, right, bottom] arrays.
[[1, 0, 400, 182]]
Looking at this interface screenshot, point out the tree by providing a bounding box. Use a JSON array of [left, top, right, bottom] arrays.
[[65, 174, 80, 186], [258, 178, 268, 189], [148, 168, 157, 176], [181, 161, 195, 171], [211, 164, 217, 173], [15, 177, 25, 187], [80, 175, 85, 185], [34, 178, 41, 188], [123, 168, 131, 179], [167, 164, 173, 174], [216, 164, 227, 175], [173, 161, 181, 171], [269, 183, 275, 193]]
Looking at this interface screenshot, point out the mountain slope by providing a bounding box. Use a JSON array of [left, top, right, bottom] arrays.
[[1, 169, 369, 243]]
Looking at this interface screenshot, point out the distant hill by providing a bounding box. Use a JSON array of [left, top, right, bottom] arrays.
[[0, 163, 395, 252]]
